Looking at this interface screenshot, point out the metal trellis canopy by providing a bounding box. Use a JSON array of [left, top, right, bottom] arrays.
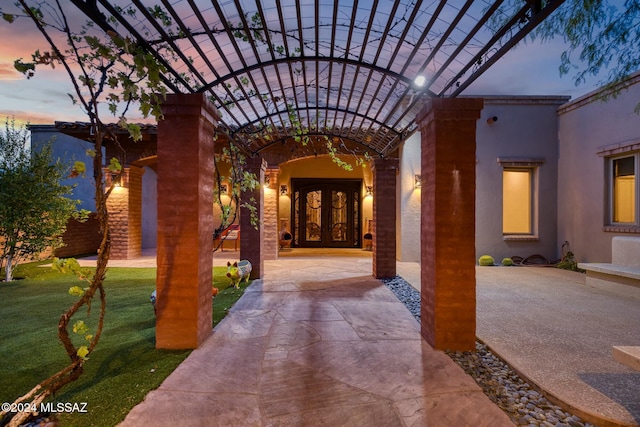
[[70, 0, 565, 160]]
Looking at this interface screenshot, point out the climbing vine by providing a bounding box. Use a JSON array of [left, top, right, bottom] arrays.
[[0, 1, 167, 425]]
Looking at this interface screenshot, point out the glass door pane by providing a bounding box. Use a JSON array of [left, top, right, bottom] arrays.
[[306, 190, 322, 242], [331, 190, 348, 242]]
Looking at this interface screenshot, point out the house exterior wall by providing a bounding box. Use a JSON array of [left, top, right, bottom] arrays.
[[53, 213, 101, 257], [557, 72, 640, 263], [398, 132, 421, 262], [399, 96, 568, 264], [475, 96, 568, 263], [29, 125, 97, 212], [32, 78, 640, 266], [142, 166, 157, 249]]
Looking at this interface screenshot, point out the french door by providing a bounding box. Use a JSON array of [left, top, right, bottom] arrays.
[[292, 179, 361, 248]]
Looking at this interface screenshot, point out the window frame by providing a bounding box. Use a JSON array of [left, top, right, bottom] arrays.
[[608, 153, 639, 227], [498, 158, 543, 241]]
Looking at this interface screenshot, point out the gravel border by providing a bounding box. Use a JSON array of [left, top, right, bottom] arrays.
[[380, 276, 595, 427]]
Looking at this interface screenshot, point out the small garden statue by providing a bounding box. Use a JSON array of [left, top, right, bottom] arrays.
[[227, 260, 252, 288]]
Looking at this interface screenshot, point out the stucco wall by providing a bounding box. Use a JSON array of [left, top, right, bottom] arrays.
[[29, 125, 97, 211], [475, 96, 567, 263], [142, 166, 157, 249], [399, 97, 567, 264], [398, 133, 421, 262], [557, 73, 640, 263]]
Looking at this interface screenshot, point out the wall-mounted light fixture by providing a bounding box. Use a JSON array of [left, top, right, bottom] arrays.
[[220, 184, 228, 195], [280, 184, 288, 196], [264, 175, 271, 188], [111, 171, 122, 187], [414, 174, 422, 189], [365, 186, 373, 197], [486, 116, 498, 124]]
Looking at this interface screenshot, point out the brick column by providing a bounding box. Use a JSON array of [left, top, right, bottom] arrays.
[[416, 97, 483, 351], [105, 166, 144, 260], [240, 157, 266, 278], [156, 93, 218, 349], [263, 168, 279, 260], [372, 157, 399, 278]]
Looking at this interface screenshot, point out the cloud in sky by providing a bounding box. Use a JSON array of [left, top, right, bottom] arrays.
[[0, 63, 22, 80]]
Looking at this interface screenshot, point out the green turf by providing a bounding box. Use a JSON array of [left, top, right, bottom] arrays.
[[0, 261, 249, 426]]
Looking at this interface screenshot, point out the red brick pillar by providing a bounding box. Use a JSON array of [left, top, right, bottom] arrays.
[[263, 168, 279, 260], [156, 93, 218, 349], [105, 166, 144, 260], [240, 157, 266, 278], [372, 157, 399, 278], [416, 97, 483, 351]]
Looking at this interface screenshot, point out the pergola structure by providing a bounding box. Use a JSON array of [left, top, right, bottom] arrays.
[[71, 0, 564, 160], [67, 0, 566, 350]]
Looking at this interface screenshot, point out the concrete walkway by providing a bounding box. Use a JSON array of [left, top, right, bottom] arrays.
[[399, 262, 640, 427], [99, 251, 640, 426], [476, 266, 640, 427], [118, 251, 512, 426]]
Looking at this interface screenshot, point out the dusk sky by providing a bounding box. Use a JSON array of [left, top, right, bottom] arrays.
[[0, 7, 607, 127]]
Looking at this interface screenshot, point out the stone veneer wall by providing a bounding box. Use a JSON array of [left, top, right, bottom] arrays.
[[417, 97, 482, 351], [54, 213, 102, 258], [263, 170, 279, 260], [156, 93, 217, 349], [106, 166, 144, 260], [240, 157, 266, 278], [372, 157, 399, 278]]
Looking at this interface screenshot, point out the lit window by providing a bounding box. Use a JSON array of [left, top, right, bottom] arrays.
[[502, 168, 534, 235], [611, 155, 637, 224]]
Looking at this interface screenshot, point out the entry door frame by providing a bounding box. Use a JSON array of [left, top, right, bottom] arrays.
[[291, 178, 362, 248]]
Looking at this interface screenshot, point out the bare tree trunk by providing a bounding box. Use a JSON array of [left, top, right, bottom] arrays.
[[5, 252, 12, 282]]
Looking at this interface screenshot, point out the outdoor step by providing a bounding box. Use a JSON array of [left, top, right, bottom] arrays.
[[612, 346, 640, 371]]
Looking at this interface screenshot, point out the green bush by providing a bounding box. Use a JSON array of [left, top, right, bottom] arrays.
[[478, 255, 495, 266], [502, 257, 514, 266], [556, 251, 585, 273]]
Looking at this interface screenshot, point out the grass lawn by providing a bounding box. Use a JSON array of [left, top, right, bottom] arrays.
[[0, 260, 251, 426]]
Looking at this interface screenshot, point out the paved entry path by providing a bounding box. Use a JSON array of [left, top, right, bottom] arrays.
[[476, 266, 640, 427], [120, 253, 511, 426]]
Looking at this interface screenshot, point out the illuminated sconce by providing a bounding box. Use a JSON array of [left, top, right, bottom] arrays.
[[280, 184, 288, 196], [220, 184, 228, 195], [264, 175, 271, 188], [111, 172, 122, 187], [365, 186, 373, 197], [104, 166, 127, 188], [414, 174, 422, 189]]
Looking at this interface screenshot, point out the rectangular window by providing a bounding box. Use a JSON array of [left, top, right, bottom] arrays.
[[503, 169, 533, 234], [611, 155, 637, 224]]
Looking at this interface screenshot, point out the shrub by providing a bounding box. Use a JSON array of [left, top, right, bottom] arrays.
[[502, 257, 514, 266], [478, 255, 495, 266]]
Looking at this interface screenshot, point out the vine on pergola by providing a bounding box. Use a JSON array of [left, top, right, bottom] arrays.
[[1, 2, 187, 425]]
